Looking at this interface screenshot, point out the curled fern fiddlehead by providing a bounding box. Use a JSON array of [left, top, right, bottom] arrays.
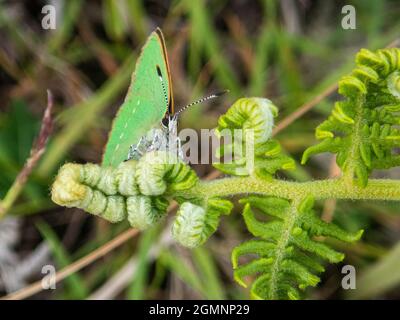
[[214, 97, 295, 178], [302, 48, 400, 187], [126, 196, 169, 229], [216, 97, 277, 144], [51, 151, 232, 246], [52, 150, 234, 246], [136, 151, 198, 196], [52, 151, 196, 230], [172, 198, 233, 248], [51, 162, 138, 223], [232, 196, 363, 300]]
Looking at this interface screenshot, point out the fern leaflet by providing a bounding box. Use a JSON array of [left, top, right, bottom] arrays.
[[232, 195, 363, 300], [302, 48, 400, 186]]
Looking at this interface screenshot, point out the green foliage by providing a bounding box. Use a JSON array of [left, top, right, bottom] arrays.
[[214, 97, 295, 179], [102, 0, 129, 41], [159, 249, 207, 297], [172, 198, 232, 248], [0, 99, 49, 209], [51, 152, 197, 230], [4, 0, 400, 302], [51, 95, 369, 300], [128, 225, 160, 300], [51, 47, 400, 299], [51, 151, 231, 248], [37, 222, 89, 299], [302, 48, 400, 187], [0, 100, 38, 196], [192, 247, 225, 299], [232, 196, 363, 299]]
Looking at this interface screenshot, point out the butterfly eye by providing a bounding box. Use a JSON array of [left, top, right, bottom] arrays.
[[161, 117, 169, 127]]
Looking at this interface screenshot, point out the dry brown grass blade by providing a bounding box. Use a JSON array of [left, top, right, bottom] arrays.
[[2, 201, 179, 300], [2, 228, 139, 300], [0, 91, 54, 220], [272, 82, 338, 136]]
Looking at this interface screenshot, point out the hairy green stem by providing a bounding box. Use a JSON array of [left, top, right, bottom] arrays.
[[177, 177, 400, 202], [269, 199, 300, 299], [343, 95, 364, 185]]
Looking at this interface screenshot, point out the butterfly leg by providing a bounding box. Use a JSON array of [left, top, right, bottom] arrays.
[[148, 128, 167, 152], [127, 136, 146, 161], [165, 115, 183, 160]]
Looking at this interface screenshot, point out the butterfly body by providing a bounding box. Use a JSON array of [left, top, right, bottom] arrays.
[[127, 115, 181, 160]]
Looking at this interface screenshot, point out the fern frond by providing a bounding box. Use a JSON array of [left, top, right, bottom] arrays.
[[51, 151, 198, 230], [214, 97, 295, 178], [232, 195, 363, 300], [172, 198, 233, 248], [302, 48, 400, 187]]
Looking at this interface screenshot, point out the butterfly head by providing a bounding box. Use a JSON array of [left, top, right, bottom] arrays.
[[157, 64, 228, 124]]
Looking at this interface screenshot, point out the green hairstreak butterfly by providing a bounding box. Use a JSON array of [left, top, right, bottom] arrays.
[[102, 28, 174, 167], [102, 28, 227, 167]]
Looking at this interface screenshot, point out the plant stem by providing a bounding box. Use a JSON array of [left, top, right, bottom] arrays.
[[0, 91, 54, 220], [269, 199, 300, 299], [177, 176, 400, 202], [343, 95, 364, 185]]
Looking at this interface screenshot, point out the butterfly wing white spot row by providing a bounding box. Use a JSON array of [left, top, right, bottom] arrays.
[[133, 100, 140, 113], [110, 99, 141, 164]]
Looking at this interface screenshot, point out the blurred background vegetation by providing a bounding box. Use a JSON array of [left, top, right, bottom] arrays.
[[0, 0, 400, 299]]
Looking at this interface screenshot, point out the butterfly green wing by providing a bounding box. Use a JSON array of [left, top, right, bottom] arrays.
[[102, 28, 172, 167]]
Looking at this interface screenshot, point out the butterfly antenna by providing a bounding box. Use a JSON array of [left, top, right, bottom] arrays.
[[176, 89, 229, 116]]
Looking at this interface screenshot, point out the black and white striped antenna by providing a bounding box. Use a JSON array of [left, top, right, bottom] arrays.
[[176, 89, 229, 116]]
